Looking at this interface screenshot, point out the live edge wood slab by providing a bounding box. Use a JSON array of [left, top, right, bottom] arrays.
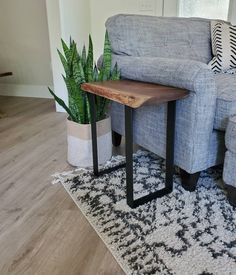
[[81, 80, 188, 108]]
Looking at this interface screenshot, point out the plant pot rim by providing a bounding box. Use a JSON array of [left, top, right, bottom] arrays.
[[67, 115, 110, 125]]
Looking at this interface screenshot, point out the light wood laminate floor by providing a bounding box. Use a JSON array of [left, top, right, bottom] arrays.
[[0, 96, 124, 275]]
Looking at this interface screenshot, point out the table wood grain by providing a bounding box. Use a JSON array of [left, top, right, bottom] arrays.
[[81, 80, 188, 108]]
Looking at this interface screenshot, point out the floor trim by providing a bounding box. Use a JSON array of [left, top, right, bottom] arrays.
[[0, 84, 53, 98]]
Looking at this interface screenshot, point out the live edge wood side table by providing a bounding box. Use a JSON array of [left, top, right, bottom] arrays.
[[81, 80, 188, 209]]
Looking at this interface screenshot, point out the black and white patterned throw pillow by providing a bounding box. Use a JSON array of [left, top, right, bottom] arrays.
[[209, 20, 236, 73], [223, 68, 236, 75]]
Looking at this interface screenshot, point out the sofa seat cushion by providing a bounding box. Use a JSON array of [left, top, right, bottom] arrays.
[[214, 74, 236, 130]]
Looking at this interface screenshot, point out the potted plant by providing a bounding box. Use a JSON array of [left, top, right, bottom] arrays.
[[49, 32, 120, 167]]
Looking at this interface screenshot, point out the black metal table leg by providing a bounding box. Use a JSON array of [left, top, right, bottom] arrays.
[[88, 92, 176, 208], [125, 106, 134, 208], [124, 101, 176, 209], [88, 93, 126, 177], [165, 101, 176, 191], [88, 93, 99, 176]]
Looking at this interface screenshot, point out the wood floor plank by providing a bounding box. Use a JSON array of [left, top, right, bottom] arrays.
[[0, 96, 124, 275]]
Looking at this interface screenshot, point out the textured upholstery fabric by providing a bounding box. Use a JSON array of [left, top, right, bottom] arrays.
[[110, 55, 217, 173], [111, 56, 209, 90], [106, 15, 231, 173], [223, 68, 236, 74], [214, 74, 236, 130], [223, 151, 236, 187], [106, 14, 212, 63], [225, 115, 236, 153], [223, 116, 236, 187]]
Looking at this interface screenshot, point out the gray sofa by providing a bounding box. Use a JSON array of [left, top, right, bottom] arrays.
[[106, 15, 236, 202]]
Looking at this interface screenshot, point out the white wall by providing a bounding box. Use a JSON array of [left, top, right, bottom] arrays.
[[163, 0, 178, 16], [46, 0, 91, 111], [179, 0, 230, 20], [0, 0, 53, 98], [59, 0, 91, 48], [46, 0, 66, 110], [47, 0, 164, 110], [1, 0, 234, 102], [229, 0, 236, 24], [90, 0, 164, 60]]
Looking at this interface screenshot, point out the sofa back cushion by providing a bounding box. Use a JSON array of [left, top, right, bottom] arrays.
[[106, 14, 212, 64]]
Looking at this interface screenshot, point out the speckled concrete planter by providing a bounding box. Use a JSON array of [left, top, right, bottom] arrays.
[[67, 117, 112, 167]]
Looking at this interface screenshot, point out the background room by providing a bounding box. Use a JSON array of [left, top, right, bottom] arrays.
[[0, 0, 235, 106]]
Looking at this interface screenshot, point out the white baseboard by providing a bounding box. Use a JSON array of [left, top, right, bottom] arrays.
[[0, 84, 53, 98]]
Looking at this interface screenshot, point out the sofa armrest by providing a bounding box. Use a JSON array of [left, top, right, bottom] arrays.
[[111, 55, 215, 92], [109, 55, 218, 173]]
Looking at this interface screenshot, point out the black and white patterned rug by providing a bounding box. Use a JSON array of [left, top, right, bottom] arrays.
[[53, 150, 236, 275]]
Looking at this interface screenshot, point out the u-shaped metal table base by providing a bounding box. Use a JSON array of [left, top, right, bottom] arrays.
[[88, 93, 176, 209]]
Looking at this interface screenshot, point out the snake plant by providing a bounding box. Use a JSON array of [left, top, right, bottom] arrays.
[[49, 31, 120, 124]]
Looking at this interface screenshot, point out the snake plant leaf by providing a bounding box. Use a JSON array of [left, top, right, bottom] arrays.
[[62, 75, 80, 121], [102, 67, 108, 81], [98, 97, 105, 119], [71, 39, 81, 61], [98, 65, 104, 81], [61, 39, 72, 63], [71, 84, 85, 123], [72, 58, 85, 85], [82, 92, 90, 124], [93, 64, 99, 81], [81, 45, 87, 69], [96, 96, 102, 119], [69, 97, 80, 122], [70, 37, 73, 47], [51, 33, 120, 124], [48, 87, 77, 122], [70, 40, 76, 56], [70, 42, 77, 73], [86, 35, 94, 82], [79, 61, 86, 83], [64, 76, 86, 123], [85, 95, 91, 123], [99, 97, 110, 120], [111, 62, 121, 80], [57, 49, 70, 77], [103, 30, 112, 79]]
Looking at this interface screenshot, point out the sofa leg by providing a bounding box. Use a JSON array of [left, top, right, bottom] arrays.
[[180, 169, 201, 192], [225, 184, 236, 207], [112, 131, 122, 147]]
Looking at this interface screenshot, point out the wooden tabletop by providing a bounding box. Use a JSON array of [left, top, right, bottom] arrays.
[[81, 80, 188, 108]]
